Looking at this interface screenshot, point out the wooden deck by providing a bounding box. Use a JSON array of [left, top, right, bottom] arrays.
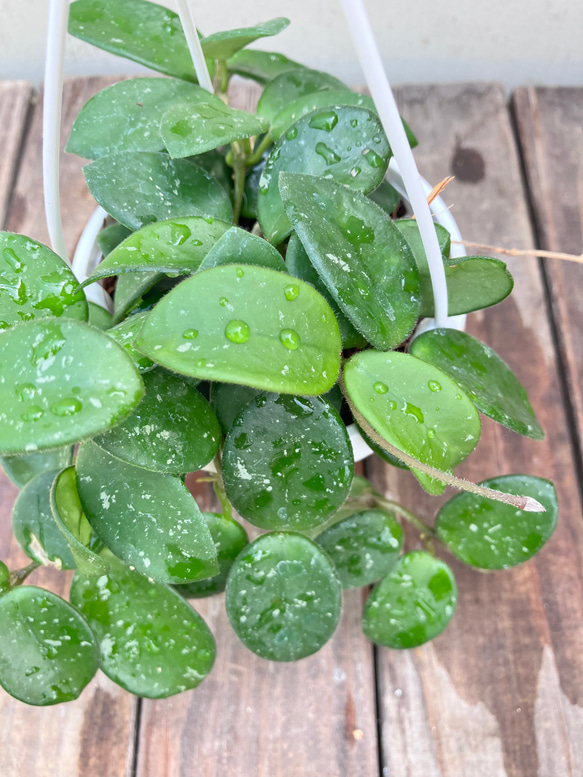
[[0, 78, 582, 777]]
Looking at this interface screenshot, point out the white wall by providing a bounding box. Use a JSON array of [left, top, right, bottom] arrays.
[[1, 0, 582, 89]]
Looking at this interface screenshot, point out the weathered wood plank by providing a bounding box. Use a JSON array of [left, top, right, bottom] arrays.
[[0, 77, 137, 777], [0, 80, 32, 228], [370, 83, 583, 777]]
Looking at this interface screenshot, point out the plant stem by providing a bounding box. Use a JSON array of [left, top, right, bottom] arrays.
[[231, 142, 247, 225], [246, 133, 272, 167], [211, 453, 232, 519], [175, 0, 214, 93], [218, 60, 229, 93], [9, 562, 40, 589]]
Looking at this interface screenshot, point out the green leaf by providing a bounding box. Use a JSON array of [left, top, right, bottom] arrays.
[[200, 18, 290, 61], [106, 312, 155, 372], [135, 264, 342, 395], [68, 0, 214, 83], [191, 149, 234, 196], [343, 350, 481, 494], [281, 173, 420, 350], [225, 532, 342, 660], [1, 447, 72, 488], [97, 222, 131, 257], [410, 328, 544, 440], [259, 107, 391, 244], [286, 233, 366, 348], [0, 561, 9, 592], [175, 513, 248, 598], [12, 470, 76, 569], [210, 382, 261, 434], [368, 180, 401, 216], [241, 148, 269, 219], [113, 271, 163, 322], [316, 508, 403, 588], [50, 467, 109, 576], [227, 49, 305, 85], [0, 586, 99, 706], [76, 441, 218, 583], [257, 68, 347, 124], [0, 232, 88, 333], [393, 219, 452, 311], [84, 152, 233, 232], [94, 369, 221, 473], [161, 102, 268, 159], [87, 302, 113, 330], [222, 393, 353, 531], [419, 256, 514, 318], [84, 216, 231, 284], [198, 228, 287, 273], [70, 554, 216, 698], [66, 78, 224, 160], [356, 425, 408, 470], [362, 551, 457, 648], [435, 475, 558, 569], [270, 90, 377, 141], [0, 320, 144, 455]]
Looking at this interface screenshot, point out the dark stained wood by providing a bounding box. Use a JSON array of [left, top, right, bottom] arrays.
[[0, 81, 33, 228], [0, 77, 138, 777], [369, 83, 583, 777]]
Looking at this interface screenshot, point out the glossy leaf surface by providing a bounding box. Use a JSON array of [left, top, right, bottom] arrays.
[[259, 107, 391, 244], [0, 233, 87, 333], [76, 442, 218, 583], [270, 90, 376, 140], [281, 174, 420, 349], [210, 382, 261, 434], [136, 265, 341, 395], [201, 18, 289, 61], [344, 350, 481, 493], [222, 393, 353, 531], [227, 49, 305, 85], [175, 513, 248, 598], [410, 328, 544, 439], [87, 302, 113, 331], [97, 222, 131, 257], [12, 470, 76, 569], [106, 312, 154, 372], [198, 228, 287, 273], [0, 587, 99, 706], [94, 369, 221, 473], [113, 271, 162, 322], [368, 180, 401, 215], [393, 219, 451, 308], [257, 68, 347, 124], [0, 320, 144, 455], [241, 147, 269, 219], [84, 152, 233, 231], [436, 475, 558, 569], [67, 78, 223, 159], [70, 555, 215, 698], [1, 447, 71, 488], [363, 551, 457, 648], [225, 532, 342, 661], [316, 508, 403, 588]]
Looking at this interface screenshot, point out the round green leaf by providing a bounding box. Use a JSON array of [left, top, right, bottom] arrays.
[[222, 393, 354, 531], [271, 90, 377, 141], [0, 586, 99, 705], [368, 180, 401, 215], [257, 68, 347, 124], [227, 49, 305, 85], [0, 232, 87, 333], [70, 555, 216, 698], [136, 264, 342, 395], [87, 302, 113, 330], [1, 447, 72, 488], [97, 222, 132, 257], [113, 271, 162, 322], [0, 561, 9, 592], [175, 513, 249, 598], [410, 328, 544, 440], [356, 424, 408, 470], [0, 319, 144, 455], [198, 228, 287, 273], [201, 18, 290, 61], [281, 173, 420, 350], [84, 152, 233, 232], [12, 470, 76, 569], [225, 532, 342, 661], [94, 369, 221, 473], [66, 78, 223, 160], [435, 475, 558, 569], [362, 551, 457, 648], [76, 442, 218, 583], [259, 107, 391, 244], [106, 312, 155, 372], [344, 350, 481, 494], [211, 382, 261, 434], [393, 219, 452, 309], [316, 508, 403, 588]]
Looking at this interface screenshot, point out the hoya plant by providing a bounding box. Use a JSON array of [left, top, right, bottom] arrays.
[[0, 0, 557, 706]]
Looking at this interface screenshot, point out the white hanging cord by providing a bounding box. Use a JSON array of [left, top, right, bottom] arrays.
[[175, 0, 214, 93], [43, 0, 70, 263], [340, 0, 449, 327]]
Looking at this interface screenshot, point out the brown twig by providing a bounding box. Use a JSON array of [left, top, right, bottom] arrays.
[[453, 239, 583, 265]]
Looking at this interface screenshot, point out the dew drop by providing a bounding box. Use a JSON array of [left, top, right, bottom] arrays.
[[182, 328, 199, 340], [373, 381, 388, 395], [315, 142, 341, 166], [403, 402, 424, 424], [15, 383, 37, 402], [219, 297, 228, 307], [284, 283, 300, 301], [21, 405, 44, 422], [350, 119, 358, 128], [285, 126, 298, 140], [170, 119, 193, 138], [225, 320, 250, 344], [169, 223, 192, 246], [427, 429, 436, 439], [279, 329, 301, 350], [428, 380, 442, 392], [107, 388, 127, 398], [309, 110, 338, 132], [236, 267, 245, 278], [363, 149, 385, 168], [387, 400, 397, 411], [196, 359, 207, 368], [50, 397, 83, 417]]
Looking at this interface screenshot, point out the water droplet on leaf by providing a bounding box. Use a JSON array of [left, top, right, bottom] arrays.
[[225, 320, 251, 344], [279, 329, 301, 350]]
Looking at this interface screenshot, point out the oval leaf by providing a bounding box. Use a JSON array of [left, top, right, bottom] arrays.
[[210, 382, 261, 434], [281, 173, 420, 350], [84, 152, 233, 231], [222, 393, 354, 531], [227, 49, 305, 85], [113, 271, 162, 322], [0, 586, 99, 705], [225, 532, 342, 661], [70, 555, 216, 698], [368, 180, 401, 215], [88, 302, 113, 331], [198, 228, 287, 273], [362, 551, 457, 648], [106, 312, 154, 372], [0, 232, 87, 333], [259, 107, 391, 244], [393, 218, 452, 308], [271, 90, 377, 141], [257, 68, 347, 124], [97, 222, 132, 257], [136, 264, 341, 395], [436, 475, 558, 569], [76, 442, 218, 583], [344, 350, 481, 493], [1, 447, 71, 488], [410, 328, 544, 440], [201, 18, 290, 61], [0, 320, 144, 455]]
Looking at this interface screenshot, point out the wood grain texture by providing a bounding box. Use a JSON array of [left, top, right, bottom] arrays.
[[0, 81, 33, 228], [0, 76, 137, 777], [369, 83, 583, 777]]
